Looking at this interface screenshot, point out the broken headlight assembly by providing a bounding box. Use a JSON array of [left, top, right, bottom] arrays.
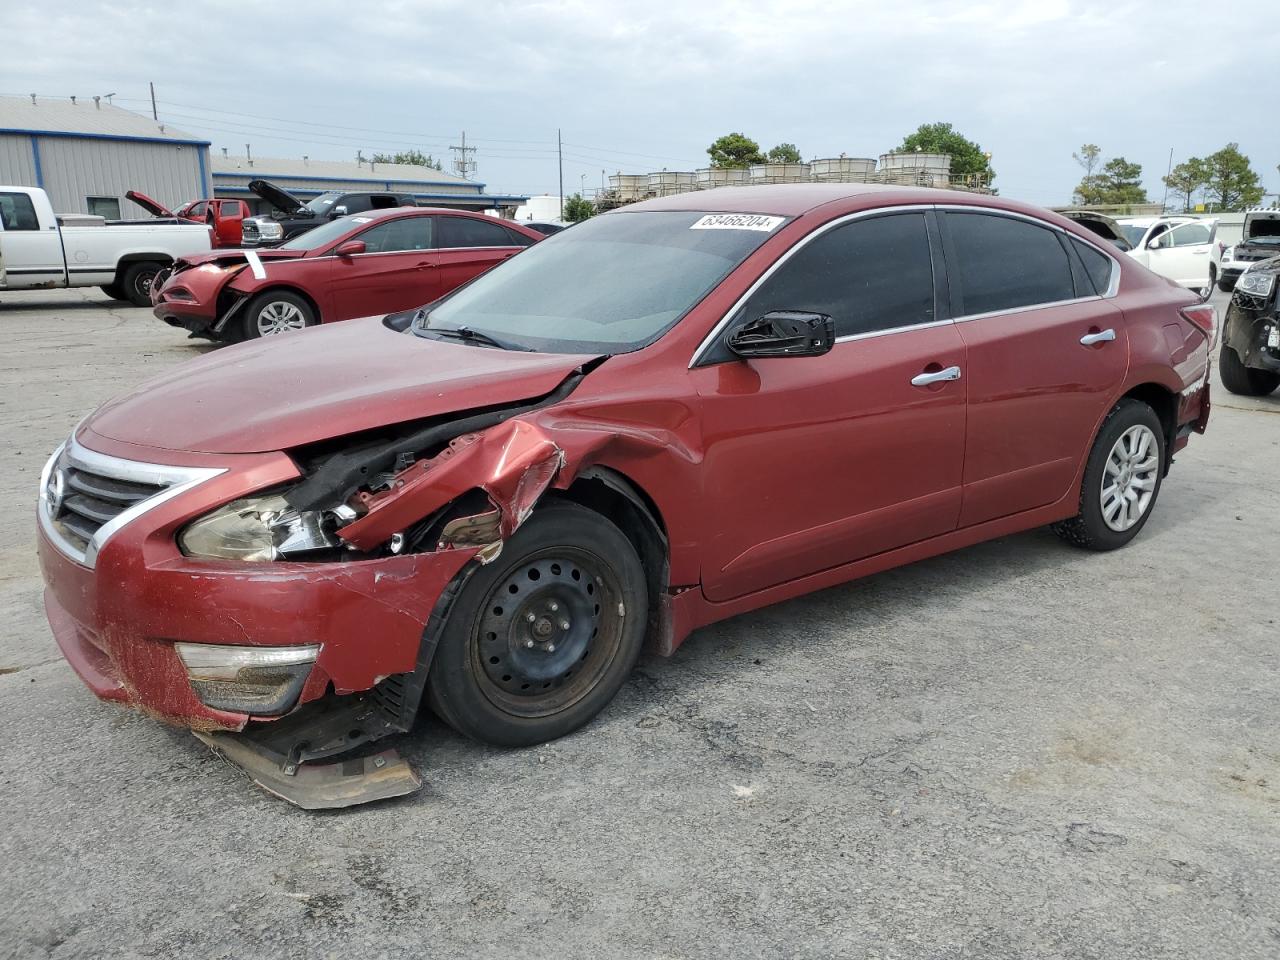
[[179, 491, 343, 561], [1236, 270, 1276, 300]]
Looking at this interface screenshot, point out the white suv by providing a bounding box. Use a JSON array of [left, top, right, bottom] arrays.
[[1117, 216, 1219, 293]]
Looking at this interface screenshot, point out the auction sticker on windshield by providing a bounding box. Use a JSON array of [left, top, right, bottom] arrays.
[[690, 214, 785, 232]]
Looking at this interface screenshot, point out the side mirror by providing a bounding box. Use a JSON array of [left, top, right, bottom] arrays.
[[335, 240, 366, 258], [1147, 235, 1168, 250], [330, 205, 348, 219], [726, 310, 834, 359]]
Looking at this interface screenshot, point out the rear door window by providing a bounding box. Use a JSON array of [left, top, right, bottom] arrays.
[[945, 212, 1077, 315], [0, 192, 40, 230], [1169, 222, 1212, 247], [438, 216, 523, 249], [735, 212, 935, 339], [356, 217, 434, 253]]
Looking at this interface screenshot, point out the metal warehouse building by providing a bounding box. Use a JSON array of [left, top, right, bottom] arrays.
[[1, 94, 527, 219], [211, 154, 527, 215], [0, 95, 209, 219]]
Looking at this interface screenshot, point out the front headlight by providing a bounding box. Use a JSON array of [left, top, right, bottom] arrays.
[[179, 492, 339, 561], [257, 221, 284, 239], [1222, 246, 1234, 262], [1236, 270, 1276, 299]]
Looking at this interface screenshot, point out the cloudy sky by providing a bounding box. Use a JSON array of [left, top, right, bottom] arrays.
[[7, 0, 1278, 205]]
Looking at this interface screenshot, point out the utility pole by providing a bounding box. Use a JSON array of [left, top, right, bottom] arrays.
[[149, 81, 157, 120], [450, 131, 477, 180], [558, 128, 564, 219], [1161, 146, 1174, 211]]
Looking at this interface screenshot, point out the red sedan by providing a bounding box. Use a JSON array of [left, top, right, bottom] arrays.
[[39, 184, 1212, 806], [151, 207, 541, 341]]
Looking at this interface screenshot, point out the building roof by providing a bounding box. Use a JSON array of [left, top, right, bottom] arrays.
[[211, 153, 476, 188], [0, 95, 207, 144]]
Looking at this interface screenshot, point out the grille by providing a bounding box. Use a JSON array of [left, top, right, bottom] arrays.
[[241, 220, 260, 242], [52, 463, 168, 551]]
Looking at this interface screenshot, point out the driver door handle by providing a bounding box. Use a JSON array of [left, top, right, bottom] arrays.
[[911, 365, 962, 387], [1080, 329, 1116, 346]]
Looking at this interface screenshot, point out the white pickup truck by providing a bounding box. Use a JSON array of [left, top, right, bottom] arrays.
[[0, 186, 212, 305]]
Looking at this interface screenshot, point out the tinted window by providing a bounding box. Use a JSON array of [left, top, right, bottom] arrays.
[[339, 195, 373, 214], [356, 217, 433, 253], [439, 216, 521, 248], [1170, 222, 1212, 247], [736, 213, 934, 338], [503, 226, 536, 247], [1071, 238, 1114, 295], [0, 192, 40, 230], [947, 213, 1076, 315]]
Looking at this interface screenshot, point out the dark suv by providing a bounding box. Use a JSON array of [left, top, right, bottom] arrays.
[[240, 179, 416, 247]]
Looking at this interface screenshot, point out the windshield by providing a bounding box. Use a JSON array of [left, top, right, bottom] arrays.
[[302, 192, 343, 215], [413, 210, 782, 353], [1120, 224, 1147, 248], [279, 215, 365, 251]]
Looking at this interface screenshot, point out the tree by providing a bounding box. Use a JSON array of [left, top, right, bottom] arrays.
[[1200, 143, 1263, 211], [897, 122, 994, 184], [1073, 144, 1102, 177], [1163, 158, 1207, 213], [1073, 156, 1147, 206], [563, 193, 594, 223], [707, 132, 765, 169], [370, 149, 443, 171], [767, 142, 802, 163]]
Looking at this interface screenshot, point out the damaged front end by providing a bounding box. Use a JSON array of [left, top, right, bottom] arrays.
[[1224, 263, 1280, 376], [179, 372, 587, 808]]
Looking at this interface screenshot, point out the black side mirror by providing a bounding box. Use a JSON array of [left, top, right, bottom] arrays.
[[726, 311, 835, 359]]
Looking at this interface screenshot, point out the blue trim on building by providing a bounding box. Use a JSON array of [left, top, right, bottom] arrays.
[[212, 171, 488, 189], [1, 126, 211, 147], [28, 135, 44, 188], [196, 148, 208, 197]]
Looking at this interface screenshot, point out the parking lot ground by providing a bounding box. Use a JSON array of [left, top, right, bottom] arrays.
[[1, 289, 1278, 960]]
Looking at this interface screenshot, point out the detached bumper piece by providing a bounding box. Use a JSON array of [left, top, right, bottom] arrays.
[[194, 685, 424, 809]]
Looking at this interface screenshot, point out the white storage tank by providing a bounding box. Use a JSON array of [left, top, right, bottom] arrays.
[[879, 152, 952, 187], [748, 162, 811, 184], [810, 157, 877, 181], [647, 170, 696, 196], [609, 174, 647, 201], [695, 167, 730, 189]]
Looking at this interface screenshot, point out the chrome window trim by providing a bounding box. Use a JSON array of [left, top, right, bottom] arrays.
[[688, 204, 935, 367], [38, 434, 225, 569]]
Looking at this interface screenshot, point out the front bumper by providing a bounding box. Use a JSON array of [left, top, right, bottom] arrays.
[[38, 428, 475, 732]]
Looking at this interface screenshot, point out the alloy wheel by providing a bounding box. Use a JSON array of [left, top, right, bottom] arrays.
[[1100, 424, 1159, 532], [256, 300, 307, 336]]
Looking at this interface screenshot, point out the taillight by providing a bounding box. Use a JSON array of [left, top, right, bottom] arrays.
[[1180, 303, 1217, 341]]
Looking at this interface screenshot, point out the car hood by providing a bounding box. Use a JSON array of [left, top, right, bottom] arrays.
[[86, 317, 598, 454], [171, 247, 308, 271], [125, 190, 174, 219], [248, 179, 306, 216]]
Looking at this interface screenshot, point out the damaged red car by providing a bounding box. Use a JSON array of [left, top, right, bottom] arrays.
[[151, 207, 541, 341], [38, 184, 1213, 807]]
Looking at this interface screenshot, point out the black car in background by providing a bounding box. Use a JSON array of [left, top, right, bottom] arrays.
[[240, 179, 416, 247]]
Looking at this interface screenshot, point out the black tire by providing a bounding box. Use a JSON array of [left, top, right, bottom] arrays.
[[120, 261, 163, 306], [99, 283, 126, 301], [1219, 343, 1280, 396], [427, 500, 648, 747], [1053, 398, 1166, 551], [240, 290, 317, 340], [1217, 276, 1235, 293]]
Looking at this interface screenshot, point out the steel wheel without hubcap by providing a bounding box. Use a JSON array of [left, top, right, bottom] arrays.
[[256, 300, 308, 336], [474, 548, 624, 718], [1100, 424, 1159, 532]]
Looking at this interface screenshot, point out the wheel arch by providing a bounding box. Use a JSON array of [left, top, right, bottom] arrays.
[[112, 252, 173, 283], [556, 466, 673, 654], [1117, 382, 1178, 473], [240, 283, 323, 324]]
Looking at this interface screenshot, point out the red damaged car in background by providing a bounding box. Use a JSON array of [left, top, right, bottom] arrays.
[[125, 190, 248, 248], [151, 207, 541, 341], [38, 184, 1213, 807]]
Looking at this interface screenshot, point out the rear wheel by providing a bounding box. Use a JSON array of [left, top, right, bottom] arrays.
[[1219, 343, 1280, 396], [241, 290, 317, 339], [1053, 399, 1165, 551], [120, 261, 163, 306], [1217, 275, 1236, 293], [99, 283, 126, 301], [427, 500, 648, 747]]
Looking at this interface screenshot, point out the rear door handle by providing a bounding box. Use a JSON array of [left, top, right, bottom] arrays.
[[1080, 329, 1116, 346], [911, 365, 962, 387]]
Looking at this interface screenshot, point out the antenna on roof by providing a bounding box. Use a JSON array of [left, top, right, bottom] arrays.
[[70, 95, 76, 105], [30, 94, 36, 105]]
